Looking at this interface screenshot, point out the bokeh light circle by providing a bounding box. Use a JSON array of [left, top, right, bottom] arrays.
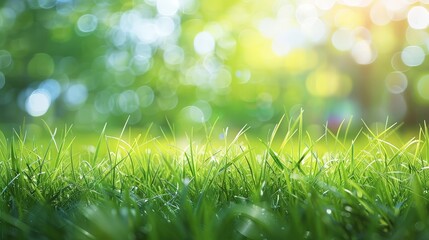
[[0, 50, 12, 69], [163, 45, 184, 65], [331, 28, 354, 51], [385, 71, 408, 94], [407, 6, 429, 30], [370, 3, 391, 26], [155, 16, 176, 37], [77, 14, 98, 33], [25, 89, 51, 117], [351, 40, 376, 65], [314, 0, 335, 10], [401, 45, 425, 67], [181, 106, 206, 123], [194, 32, 215, 55], [157, 0, 180, 16], [64, 83, 88, 107], [118, 90, 140, 113], [296, 3, 318, 24], [136, 86, 155, 107], [391, 52, 410, 72], [40, 79, 61, 100]]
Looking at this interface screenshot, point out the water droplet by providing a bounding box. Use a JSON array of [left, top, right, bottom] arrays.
[[183, 177, 191, 186], [345, 206, 353, 212]]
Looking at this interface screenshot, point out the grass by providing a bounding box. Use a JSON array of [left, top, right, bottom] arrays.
[[1, 113, 429, 239]]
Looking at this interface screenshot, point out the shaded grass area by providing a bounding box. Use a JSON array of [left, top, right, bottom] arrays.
[[1, 115, 429, 239]]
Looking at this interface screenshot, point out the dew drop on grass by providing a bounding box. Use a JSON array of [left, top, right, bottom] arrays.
[[183, 177, 191, 186], [304, 231, 311, 239], [218, 132, 225, 140], [345, 206, 353, 212], [357, 191, 363, 198], [326, 209, 332, 215], [87, 145, 96, 153]]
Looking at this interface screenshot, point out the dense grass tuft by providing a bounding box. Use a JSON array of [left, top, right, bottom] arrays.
[[1, 115, 429, 239]]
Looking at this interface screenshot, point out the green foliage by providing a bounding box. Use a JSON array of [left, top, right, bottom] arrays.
[[1, 117, 429, 239], [1, 1, 429, 129]]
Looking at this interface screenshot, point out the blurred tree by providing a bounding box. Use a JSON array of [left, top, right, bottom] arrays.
[[0, 0, 428, 131]]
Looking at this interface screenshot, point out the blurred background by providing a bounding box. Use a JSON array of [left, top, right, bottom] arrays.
[[0, 0, 428, 133]]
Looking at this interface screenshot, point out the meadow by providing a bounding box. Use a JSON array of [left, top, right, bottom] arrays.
[[1, 113, 429, 239]]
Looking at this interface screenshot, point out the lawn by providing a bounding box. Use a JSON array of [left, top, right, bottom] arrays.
[[1, 114, 429, 239], [2, 1, 429, 239]]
